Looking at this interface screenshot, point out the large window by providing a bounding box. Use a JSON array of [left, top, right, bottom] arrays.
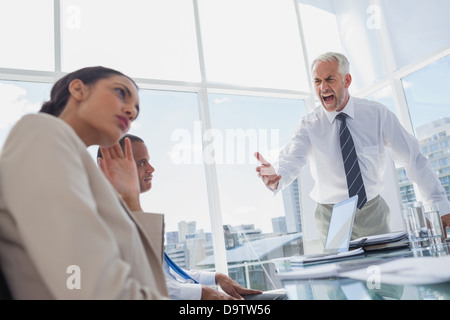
[[403, 55, 450, 136], [129, 90, 212, 270], [0, 0, 54, 71], [1, 0, 449, 291], [199, 0, 308, 91], [0, 80, 51, 147], [296, 1, 344, 76], [201, 93, 306, 289], [208, 93, 306, 234], [382, 0, 450, 69], [60, 0, 201, 81], [399, 55, 450, 203], [326, 0, 389, 91], [365, 86, 396, 114]]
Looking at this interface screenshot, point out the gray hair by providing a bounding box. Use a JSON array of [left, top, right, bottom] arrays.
[[311, 52, 350, 77]]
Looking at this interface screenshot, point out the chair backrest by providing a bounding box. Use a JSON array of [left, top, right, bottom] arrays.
[[0, 264, 12, 300]]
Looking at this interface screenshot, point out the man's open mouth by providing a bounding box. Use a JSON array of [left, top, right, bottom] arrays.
[[323, 94, 335, 104]]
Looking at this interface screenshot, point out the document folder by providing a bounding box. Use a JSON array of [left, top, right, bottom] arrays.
[[349, 231, 409, 252]]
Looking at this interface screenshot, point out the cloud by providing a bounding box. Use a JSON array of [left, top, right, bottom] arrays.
[[402, 80, 413, 91], [214, 98, 230, 105], [0, 83, 41, 129]]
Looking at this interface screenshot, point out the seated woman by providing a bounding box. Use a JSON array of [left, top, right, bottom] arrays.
[[0, 66, 168, 299]]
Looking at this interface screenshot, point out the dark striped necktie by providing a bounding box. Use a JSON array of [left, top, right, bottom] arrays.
[[336, 113, 367, 209]]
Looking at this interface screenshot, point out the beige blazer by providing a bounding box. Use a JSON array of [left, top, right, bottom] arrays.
[[0, 113, 168, 299], [130, 211, 165, 264]]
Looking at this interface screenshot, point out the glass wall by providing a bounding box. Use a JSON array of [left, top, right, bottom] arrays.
[[399, 55, 450, 204], [131, 90, 212, 270], [0, 0, 449, 291], [0, 0, 54, 71], [208, 94, 306, 234], [0, 80, 51, 147], [198, 0, 308, 91], [382, 0, 450, 69], [60, 0, 201, 81], [329, 0, 389, 91], [403, 55, 450, 136]]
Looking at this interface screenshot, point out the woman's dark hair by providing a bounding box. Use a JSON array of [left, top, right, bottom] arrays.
[[40, 66, 138, 117]]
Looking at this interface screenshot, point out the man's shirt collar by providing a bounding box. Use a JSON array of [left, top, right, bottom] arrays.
[[322, 95, 355, 124]]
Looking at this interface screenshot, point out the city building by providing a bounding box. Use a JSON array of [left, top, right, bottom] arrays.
[[281, 178, 302, 234], [397, 118, 450, 204], [272, 216, 287, 234]]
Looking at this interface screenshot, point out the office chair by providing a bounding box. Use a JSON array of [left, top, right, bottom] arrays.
[[0, 264, 12, 300]]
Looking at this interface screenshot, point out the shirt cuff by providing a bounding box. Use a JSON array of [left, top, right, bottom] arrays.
[[177, 283, 203, 300], [197, 271, 216, 286]]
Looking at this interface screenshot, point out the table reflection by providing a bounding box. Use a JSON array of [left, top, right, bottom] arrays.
[[281, 242, 450, 300]]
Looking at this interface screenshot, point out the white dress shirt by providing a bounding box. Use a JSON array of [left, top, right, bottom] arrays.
[[163, 260, 216, 300], [274, 96, 450, 216]]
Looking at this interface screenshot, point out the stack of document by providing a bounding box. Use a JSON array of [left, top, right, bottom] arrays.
[[349, 231, 409, 251], [289, 248, 365, 267]]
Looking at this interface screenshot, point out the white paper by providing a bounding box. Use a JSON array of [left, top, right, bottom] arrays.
[[290, 248, 365, 265]]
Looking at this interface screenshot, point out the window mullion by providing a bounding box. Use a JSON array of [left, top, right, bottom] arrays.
[[193, 0, 229, 275]]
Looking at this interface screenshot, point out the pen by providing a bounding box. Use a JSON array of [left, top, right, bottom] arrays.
[[357, 238, 368, 247]]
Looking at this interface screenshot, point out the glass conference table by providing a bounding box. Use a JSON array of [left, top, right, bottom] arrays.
[[275, 242, 450, 300]]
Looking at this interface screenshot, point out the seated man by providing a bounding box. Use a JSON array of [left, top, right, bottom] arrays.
[[98, 134, 286, 300]]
